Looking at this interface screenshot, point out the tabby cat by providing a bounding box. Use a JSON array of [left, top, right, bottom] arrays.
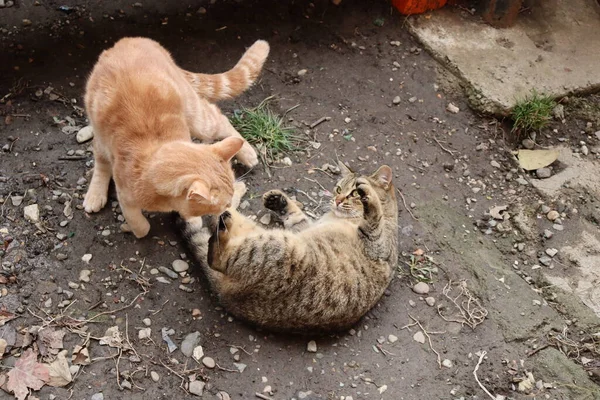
[[83, 37, 269, 238], [183, 163, 398, 332]]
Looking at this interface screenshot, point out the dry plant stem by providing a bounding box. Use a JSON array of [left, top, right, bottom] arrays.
[[255, 394, 273, 400], [397, 189, 418, 220], [473, 351, 497, 400], [227, 344, 253, 356], [83, 291, 146, 324], [408, 315, 442, 369], [216, 363, 239, 373], [160, 360, 189, 394], [150, 299, 169, 316], [433, 137, 456, 156], [438, 280, 488, 330]]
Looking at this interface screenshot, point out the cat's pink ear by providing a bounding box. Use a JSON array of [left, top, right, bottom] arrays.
[[371, 165, 393, 189], [212, 137, 244, 162], [187, 180, 211, 202]]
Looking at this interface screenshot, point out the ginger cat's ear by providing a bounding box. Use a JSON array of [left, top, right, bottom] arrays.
[[187, 180, 211, 202], [371, 165, 393, 189], [212, 137, 244, 162], [338, 161, 353, 177]]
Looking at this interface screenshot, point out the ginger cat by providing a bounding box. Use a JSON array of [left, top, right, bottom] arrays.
[[83, 37, 269, 238]]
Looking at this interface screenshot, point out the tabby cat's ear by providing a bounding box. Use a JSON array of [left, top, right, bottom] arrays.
[[212, 137, 244, 162], [338, 161, 353, 177], [187, 180, 211, 202], [371, 165, 393, 189]]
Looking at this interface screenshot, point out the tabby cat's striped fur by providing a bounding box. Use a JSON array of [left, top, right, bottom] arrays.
[[184, 164, 398, 333]]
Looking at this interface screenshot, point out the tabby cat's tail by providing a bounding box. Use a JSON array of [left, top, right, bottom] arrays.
[[183, 40, 270, 102]]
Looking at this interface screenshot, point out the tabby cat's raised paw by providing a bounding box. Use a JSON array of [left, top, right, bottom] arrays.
[[263, 190, 288, 214]]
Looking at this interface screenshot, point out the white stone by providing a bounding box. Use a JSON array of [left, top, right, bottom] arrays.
[[23, 204, 40, 223], [413, 331, 425, 344], [388, 334, 398, 343], [425, 297, 436, 307], [442, 359, 453, 368], [76, 125, 94, 143], [412, 282, 430, 294], [446, 102, 459, 113], [192, 346, 204, 361], [202, 357, 215, 369], [259, 213, 271, 225], [79, 269, 91, 282], [81, 253, 92, 264], [307, 340, 317, 353], [142, 318, 151, 326], [138, 328, 151, 339], [172, 259, 189, 272], [150, 371, 159, 382], [188, 380, 205, 396]]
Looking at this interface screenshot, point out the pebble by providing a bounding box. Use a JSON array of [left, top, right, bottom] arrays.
[[536, 167, 551, 179], [392, 96, 401, 105], [412, 282, 430, 294], [545, 248, 558, 257], [388, 334, 398, 343], [143, 318, 151, 326], [172, 259, 189, 272], [553, 224, 564, 231], [307, 340, 317, 353], [282, 157, 293, 166], [156, 277, 171, 284], [202, 357, 215, 369], [297, 69, 307, 76], [10, 195, 23, 206], [181, 331, 201, 357], [442, 359, 453, 368], [121, 380, 132, 390], [188, 380, 205, 396], [138, 328, 151, 339], [582, 145, 589, 156], [234, 362, 247, 373], [541, 205, 551, 214], [68, 281, 79, 289], [150, 371, 159, 382], [193, 345, 204, 361], [259, 213, 271, 225], [446, 103, 459, 114], [91, 394, 104, 400], [490, 160, 501, 168], [158, 266, 178, 279], [543, 229, 554, 239], [539, 256, 552, 266], [547, 210, 559, 221], [522, 139, 535, 149], [516, 177, 529, 186], [23, 204, 40, 223], [79, 269, 91, 282], [81, 254, 92, 264], [413, 331, 425, 344], [425, 297, 436, 307], [76, 126, 94, 143]]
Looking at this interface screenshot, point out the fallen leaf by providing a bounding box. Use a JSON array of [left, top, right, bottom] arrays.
[[490, 205, 508, 220], [0, 309, 16, 327], [7, 349, 49, 400], [45, 350, 72, 387], [71, 345, 90, 365], [517, 149, 559, 171], [0, 339, 6, 358], [37, 328, 66, 357], [99, 326, 130, 350]]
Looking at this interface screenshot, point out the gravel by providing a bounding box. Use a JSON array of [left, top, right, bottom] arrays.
[[412, 282, 430, 294]]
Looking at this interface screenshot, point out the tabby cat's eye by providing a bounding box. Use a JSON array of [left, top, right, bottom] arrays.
[[336, 187, 341, 194], [351, 190, 360, 197]]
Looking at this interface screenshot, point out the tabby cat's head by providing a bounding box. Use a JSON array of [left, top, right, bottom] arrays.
[[331, 162, 394, 219]]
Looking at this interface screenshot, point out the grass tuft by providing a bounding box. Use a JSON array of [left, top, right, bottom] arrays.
[[511, 91, 556, 134], [230, 96, 302, 160]]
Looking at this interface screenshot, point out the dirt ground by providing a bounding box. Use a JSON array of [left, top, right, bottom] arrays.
[[1, 1, 600, 399]]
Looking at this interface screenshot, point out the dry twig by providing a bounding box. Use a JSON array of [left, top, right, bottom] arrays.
[[408, 315, 443, 369], [437, 280, 488, 330], [397, 189, 418, 220], [473, 351, 497, 400], [433, 137, 456, 156]]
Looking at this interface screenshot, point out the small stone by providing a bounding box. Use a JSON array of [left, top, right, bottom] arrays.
[[181, 331, 201, 357], [307, 340, 317, 353], [516, 177, 529, 186], [543, 229, 554, 239], [202, 357, 215, 369], [582, 145, 589, 156], [259, 213, 271, 225], [282, 157, 293, 166], [553, 224, 564, 231], [392, 96, 401, 105], [193, 346, 204, 361], [150, 371, 159, 382], [297, 69, 307, 76], [442, 359, 453, 368], [388, 334, 398, 343], [138, 328, 151, 339], [412, 282, 430, 294], [68, 281, 79, 289], [425, 297, 436, 307], [172, 259, 189, 272], [79, 269, 91, 282], [149, 268, 159, 275], [545, 248, 558, 257], [158, 266, 178, 279], [490, 160, 501, 168], [91, 394, 104, 400], [539, 256, 552, 266], [10, 196, 23, 207], [413, 331, 425, 344], [22, 19, 32, 26], [192, 308, 201, 318], [81, 253, 92, 264], [408, 299, 416, 307], [522, 139, 535, 149], [23, 204, 40, 223], [547, 210, 559, 221], [142, 318, 151, 326], [121, 380, 132, 390], [156, 277, 171, 284], [76, 126, 94, 143], [446, 103, 459, 114], [188, 380, 205, 396], [536, 168, 551, 179], [234, 362, 247, 373], [532, 299, 542, 306]]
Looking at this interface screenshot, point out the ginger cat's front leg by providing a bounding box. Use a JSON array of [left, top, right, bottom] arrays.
[[83, 153, 112, 213], [119, 201, 151, 239]]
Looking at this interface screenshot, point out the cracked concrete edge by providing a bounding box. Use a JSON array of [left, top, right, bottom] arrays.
[[405, 19, 600, 117]]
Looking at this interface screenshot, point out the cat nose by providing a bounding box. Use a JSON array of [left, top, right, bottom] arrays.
[[335, 197, 342, 206]]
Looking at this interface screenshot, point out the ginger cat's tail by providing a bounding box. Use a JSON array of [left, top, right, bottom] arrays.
[[184, 40, 270, 102]]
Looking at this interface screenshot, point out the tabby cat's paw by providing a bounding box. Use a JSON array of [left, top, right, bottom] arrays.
[[263, 190, 288, 213], [217, 211, 232, 232], [83, 190, 108, 213]]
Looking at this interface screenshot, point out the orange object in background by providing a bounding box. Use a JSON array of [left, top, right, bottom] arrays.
[[392, 0, 448, 15]]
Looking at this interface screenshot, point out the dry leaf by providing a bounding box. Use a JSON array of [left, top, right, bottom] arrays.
[[0, 309, 16, 327], [490, 205, 508, 220], [7, 349, 49, 400], [99, 326, 130, 350], [517, 149, 559, 171], [0, 339, 7, 358], [37, 328, 66, 357], [45, 350, 72, 387], [71, 345, 90, 365]]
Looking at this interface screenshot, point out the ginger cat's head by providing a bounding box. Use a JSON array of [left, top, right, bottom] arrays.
[[149, 137, 244, 218], [331, 162, 393, 219]]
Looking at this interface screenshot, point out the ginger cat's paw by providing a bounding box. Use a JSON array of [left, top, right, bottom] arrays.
[[83, 190, 108, 213], [236, 143, 259, 168], [231, 181, 248, 209]]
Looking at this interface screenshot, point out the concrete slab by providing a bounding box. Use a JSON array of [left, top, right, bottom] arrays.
[[408, 0, 600, 115]]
